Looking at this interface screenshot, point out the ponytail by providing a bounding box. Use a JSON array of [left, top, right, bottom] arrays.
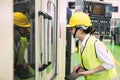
[[83, 26, 96, 34]]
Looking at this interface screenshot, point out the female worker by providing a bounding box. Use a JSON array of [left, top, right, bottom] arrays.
[[67, 12, 118, 80]]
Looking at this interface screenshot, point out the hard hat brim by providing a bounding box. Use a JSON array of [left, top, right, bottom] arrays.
[[66, 24, 74, 28], [66, 24, 70, 27], [17, 24, 30, 28]]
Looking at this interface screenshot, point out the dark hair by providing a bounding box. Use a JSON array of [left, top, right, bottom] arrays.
[[83, 26, 96, 34]]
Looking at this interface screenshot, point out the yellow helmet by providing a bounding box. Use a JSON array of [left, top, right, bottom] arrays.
[[14, 12, 30, 27], [67, 12, 92, 28]]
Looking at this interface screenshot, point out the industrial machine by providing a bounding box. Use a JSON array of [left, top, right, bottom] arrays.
[[1, 0, 114, 80], [114, 27, 120, 45], [68, 0, 112, 35]]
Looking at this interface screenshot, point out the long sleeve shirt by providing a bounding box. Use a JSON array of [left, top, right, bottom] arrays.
[[80, 34, 114, 70]]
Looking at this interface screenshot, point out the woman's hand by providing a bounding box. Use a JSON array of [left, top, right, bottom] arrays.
[[73, 64, 81, 72], [78, 70, 94, 76], [23, 60, 30, 69], [78, 65, 105, 76]]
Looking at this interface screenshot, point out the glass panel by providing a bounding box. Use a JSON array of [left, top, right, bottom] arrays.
[[14, 0, 35, 80]]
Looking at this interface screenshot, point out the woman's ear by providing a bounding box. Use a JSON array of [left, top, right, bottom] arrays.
[[79, 28, 83, 33]]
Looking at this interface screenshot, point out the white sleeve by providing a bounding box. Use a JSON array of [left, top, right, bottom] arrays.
[[24, 48, 28, 63], [95, 41, 114, 69]]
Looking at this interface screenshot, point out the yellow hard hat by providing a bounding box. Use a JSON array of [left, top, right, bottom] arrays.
[[14, 12, 30, 27], [67, 12, 92, 28]]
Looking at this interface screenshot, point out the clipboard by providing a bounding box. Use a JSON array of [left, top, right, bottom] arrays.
[[14, 65, 34, 79], [65, 67, 85, 80]]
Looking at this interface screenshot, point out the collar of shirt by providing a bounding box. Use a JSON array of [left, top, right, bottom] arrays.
[[14, 40, 21, 54], [80, 34, 90, 50]]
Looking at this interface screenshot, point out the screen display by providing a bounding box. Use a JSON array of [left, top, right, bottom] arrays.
[[92, 3, 104, 16]]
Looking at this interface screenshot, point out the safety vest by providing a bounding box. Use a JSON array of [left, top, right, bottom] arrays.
[[14, 37, 27, 65], [78, 36, 118, 80]]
